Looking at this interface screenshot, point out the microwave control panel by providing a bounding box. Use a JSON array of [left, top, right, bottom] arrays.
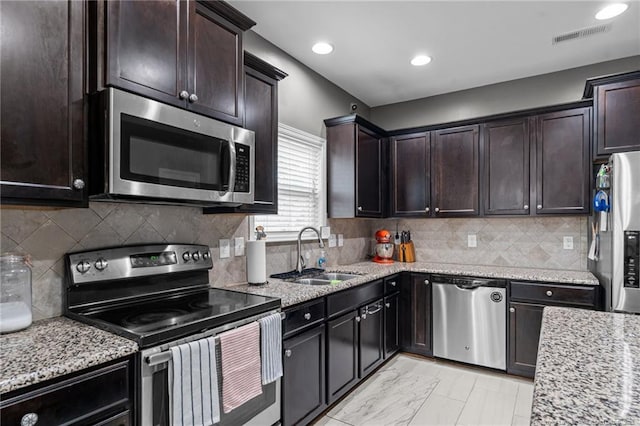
[[235, 143, 250, 193], [624, 231, 639, 288]]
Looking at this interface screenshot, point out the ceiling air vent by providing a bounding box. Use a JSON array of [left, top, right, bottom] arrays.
[[552, 24, 612, 44]]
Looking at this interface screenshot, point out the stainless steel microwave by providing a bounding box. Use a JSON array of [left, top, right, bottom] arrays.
[[89, 88, 254, 206]]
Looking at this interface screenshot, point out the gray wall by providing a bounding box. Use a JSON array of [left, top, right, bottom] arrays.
[[370, 55, 640, 130], [244, 31, 371, 138]]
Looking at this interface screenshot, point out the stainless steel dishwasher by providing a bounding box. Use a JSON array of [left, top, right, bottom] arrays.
[[432, 275, 506, 370]]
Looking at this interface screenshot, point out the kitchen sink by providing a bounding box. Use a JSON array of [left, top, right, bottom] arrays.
[[294, 272, 361, 285]]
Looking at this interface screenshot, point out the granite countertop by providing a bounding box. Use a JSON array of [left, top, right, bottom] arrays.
[[531, 307, 640, 424], [233, 261, 599, 308], [0, 317, 138, 394]]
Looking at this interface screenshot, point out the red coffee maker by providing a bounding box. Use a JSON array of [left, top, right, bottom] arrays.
[[373, 229, 394, 264]]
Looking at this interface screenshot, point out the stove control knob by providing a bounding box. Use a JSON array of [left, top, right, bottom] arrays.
[[192, 251, 201, 261], [203, 251, 211, 260], [76, 261, 91, 274], [94, 258, 108, 271], [182, 252, 191, 262]]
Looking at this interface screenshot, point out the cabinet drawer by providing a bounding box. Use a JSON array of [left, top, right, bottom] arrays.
[[510, 281, 598, 307], [384, 275, 400, 295], [0, 359, 132, 426], [284, 299, 325, 338], [327, 280, 384, 318]]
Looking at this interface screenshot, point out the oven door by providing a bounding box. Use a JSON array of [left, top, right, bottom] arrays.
[[104, 88, 254, 205]]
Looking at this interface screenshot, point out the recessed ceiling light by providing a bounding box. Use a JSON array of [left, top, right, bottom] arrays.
[[312, 42, 333, 55], [411, 55, 432, 66], [595, 3, 628, 20]]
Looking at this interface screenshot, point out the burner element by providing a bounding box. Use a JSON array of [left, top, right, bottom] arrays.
[[122, 309, 188, 328]]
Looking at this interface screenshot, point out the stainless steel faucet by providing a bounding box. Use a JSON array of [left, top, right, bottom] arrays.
[[296, 226, 325, 273]]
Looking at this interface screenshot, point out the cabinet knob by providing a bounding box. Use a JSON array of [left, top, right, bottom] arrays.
[[355, 316, 361, 322], [284, 349, 292, 358], [361, 313, 367, 320], [179, 90, 189, 100], [357, 206, 363, 212], [424, 279, 430, 285], [72, 178, 85, 190], [537, 204, 542, 210], [546, 290, 553, 297], [524, 204, 529, 210], [21, 413, 38, 426], [385, 302, 391, 308], [389, 281, 396, 287], [304, 313, 311, 320], [434, 207, 440, 213], [189, 93, 198, 103], [425, 207, 430, 213], [509, 307, 515, 313]]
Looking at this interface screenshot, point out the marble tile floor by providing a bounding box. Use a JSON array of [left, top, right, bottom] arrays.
[[313, 354, 533, 426]]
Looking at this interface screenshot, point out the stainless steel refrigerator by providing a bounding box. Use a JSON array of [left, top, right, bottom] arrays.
[[591, 151, 640, 313]]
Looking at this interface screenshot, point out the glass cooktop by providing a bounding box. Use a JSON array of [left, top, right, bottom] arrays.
[[74, 288, 280, 348]]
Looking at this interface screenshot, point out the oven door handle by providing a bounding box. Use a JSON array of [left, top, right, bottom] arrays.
[[146, 351, 173, 367]]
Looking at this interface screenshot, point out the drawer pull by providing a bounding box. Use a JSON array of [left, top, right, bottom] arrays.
[[385, 302, 391, 308], [285, 349, 292, 358], [509, 307, 515, 313], [389, 281, 396, 287], [304, 313, 311, 320], [356, 316, 361, 322], [546, 290, 553, 297], [21, 413, 38, 426], [424, 279, 430, 285]]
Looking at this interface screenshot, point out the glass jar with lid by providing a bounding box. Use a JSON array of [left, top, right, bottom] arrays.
[[0, 254, 32, 333]]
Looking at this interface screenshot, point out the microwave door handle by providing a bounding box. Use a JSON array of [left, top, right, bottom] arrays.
[[227, 141, 236, 193]]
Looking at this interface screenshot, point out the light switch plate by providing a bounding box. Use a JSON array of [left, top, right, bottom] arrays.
[[320, 226, 331, 239], [234, 237, 245, 256], [563, 236, 574, 250], [328, 234, 337, 248], [338, 234, 344, 247], [219, 239, 230, 258], [468, 234, 477, 248]]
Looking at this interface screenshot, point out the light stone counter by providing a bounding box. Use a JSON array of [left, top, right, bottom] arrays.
[[531, 307, 640, 424], [0, 317, 138, 394], [233, 261, 599, 308]]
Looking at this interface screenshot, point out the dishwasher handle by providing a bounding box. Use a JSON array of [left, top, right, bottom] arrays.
[[455, 281, 486, 290]]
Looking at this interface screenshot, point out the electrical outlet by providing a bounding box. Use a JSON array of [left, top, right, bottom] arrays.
[[338, 234, 344, 247], [328, 234, 337, 248], [320, 226, 331, 239], [234, 237, 245, 256], [219, 239, 230, 258], [468, 234, 477, 248], [563, 236, 574, 250]]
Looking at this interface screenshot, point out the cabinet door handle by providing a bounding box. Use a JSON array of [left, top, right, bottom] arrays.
[[357, 206, 363, 212], [509, 307, 515, 313], [72, 178, 85, 190], [356, 316, 361, 322], [434, 207, 440, 213], [361, 313, 367, 320], [546, 290, 553, 297], [389, 281, 396, 287], [179, 90, 189, 100], [21, 413, 38, 426], [524, 204, 529, 210], [425, 207, 430, 213], [284, 349, 292, 358], [424, 279, 430, 285], [385, 302, 391, 308], [537, 204, 542, 210], [304, 313, 311, 320], [189, 93, 198, 103]]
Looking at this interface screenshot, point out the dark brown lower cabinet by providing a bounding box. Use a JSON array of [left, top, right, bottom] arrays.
[[282, 324, 326, 426], [327, 310, 359, 404], [507, 302, 544, 378], [384, 293, 400, 357], [359, 299, 384, 377], [402, 273, 432, 356]]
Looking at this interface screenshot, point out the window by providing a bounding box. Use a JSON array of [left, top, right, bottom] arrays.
[[251, 123, 326, 241]]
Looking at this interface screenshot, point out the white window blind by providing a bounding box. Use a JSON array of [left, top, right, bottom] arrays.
[[251, 123, 326, 241]]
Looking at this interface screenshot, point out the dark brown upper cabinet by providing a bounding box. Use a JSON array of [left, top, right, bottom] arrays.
[[325, 116, 387, 218], [1, 0, 87, 206], [481, 119, 530, 215], [94, 0, 255, 125], [534, 107, 591, 215], [391, 132, 431, 216], [584, 71, 640, 160], [432, 125, 480, 217], [203, 52, 287, 215]]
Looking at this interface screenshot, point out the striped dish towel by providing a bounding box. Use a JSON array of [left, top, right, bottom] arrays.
[[259, 313, 283, 384], [169, 337, 220, 426], [219, 322, 263, 413]]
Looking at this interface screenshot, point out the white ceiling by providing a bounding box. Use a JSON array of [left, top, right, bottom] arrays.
[[229, 1, 640, 107]]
